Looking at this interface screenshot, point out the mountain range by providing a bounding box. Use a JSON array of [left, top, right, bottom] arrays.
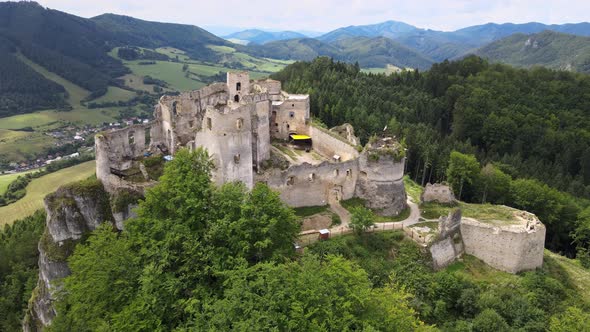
[[231, 20, 590, 65], [1, 0, 590, 119]]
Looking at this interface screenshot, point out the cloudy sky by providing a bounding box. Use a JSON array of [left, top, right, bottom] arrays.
[[35, 0, 590, 34]]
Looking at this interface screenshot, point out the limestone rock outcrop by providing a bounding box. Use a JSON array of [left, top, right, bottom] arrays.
[[24, 179, 115, 331]]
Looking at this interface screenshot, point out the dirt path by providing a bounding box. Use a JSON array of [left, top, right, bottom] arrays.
[[299, 197, 424, 245]]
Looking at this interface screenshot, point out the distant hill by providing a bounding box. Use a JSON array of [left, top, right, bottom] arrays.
[[472, 30, 590, 73], [317, 20, 590, 62], [453, 22, 590, 45], [331, 37, 434, 69], [318, 20, 420, 43], [223, 29, 307, 44], [0, 1, 127, 111], [248, 38, 340, 62], [250, 36, 434, 69], [91, 14, 234, 61]]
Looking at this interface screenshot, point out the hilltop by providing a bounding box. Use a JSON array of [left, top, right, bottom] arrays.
[[472, 30, 590, 73]]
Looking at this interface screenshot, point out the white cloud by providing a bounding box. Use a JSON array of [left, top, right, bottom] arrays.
[[34, 0, 590, 32]]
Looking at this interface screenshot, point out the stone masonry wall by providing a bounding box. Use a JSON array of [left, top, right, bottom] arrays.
[[461, 218, 546, 273], [260, 159, 359, 207], [308, 124, 360, 162]]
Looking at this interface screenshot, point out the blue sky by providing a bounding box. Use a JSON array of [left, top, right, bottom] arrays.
[[35, 0, 590, 34]]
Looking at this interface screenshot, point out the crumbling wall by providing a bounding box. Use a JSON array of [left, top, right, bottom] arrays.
[[429, 210, 464, 269], [260, 160, 358, 207], [272, 95, 310, 140], [95, 122, 162, 194], [227, 71, 250, 102], [356, 151, 406, 216], [461, 217, 546, 273], [252, 99, 271, 169], [253, 79, 282, 100], [194, 104, 254, 188], [330, 123, 360, 146], [421, 183, 456, 204], [309, 124, 360, 162], [159, 83, 228, 153]]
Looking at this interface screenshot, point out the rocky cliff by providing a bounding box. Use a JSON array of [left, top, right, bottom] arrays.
[[23, 179, 118, 331]]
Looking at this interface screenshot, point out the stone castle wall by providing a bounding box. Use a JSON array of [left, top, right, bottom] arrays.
[[355, 152, 406, 215], [259, 159, 359, 207], [308, 124, 360, 162], [460, 218, 546, 273]]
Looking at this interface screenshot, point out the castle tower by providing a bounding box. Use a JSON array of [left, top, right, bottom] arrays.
[[227, 71, 250, 103]]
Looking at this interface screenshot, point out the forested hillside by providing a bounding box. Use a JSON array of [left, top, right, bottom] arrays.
[[0, 211, 45, 331], [272, 56, 590, 256], [249, 36, 434, 69], [474, 31, 590, 73], [0, 45, 68, 117], [34, 149, 590, 331], [0, 1, 128, 99], [91, 14, 235, 62]]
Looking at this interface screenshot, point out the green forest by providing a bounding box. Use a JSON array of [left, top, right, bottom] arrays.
[[1, 149, 585, 331], [271, 56, 590, 258]]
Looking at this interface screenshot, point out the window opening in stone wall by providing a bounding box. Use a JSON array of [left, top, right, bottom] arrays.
[[289, 111, 295, 118], [234, 154, 240, 164], [207, 117, 212, 130], [287, 176, 295, 186], [144, 127, 151, 146], [128, 131, 135, 145], [309, 173, 316, 182], [236, 118, 243, 130], [236, 82, 241, 91], [172, 101, 178, 116], [346, 169, 352, 177], [334, 169, 339, 177], [234, 95, 240, 102], [292, 104, 295, 107], [189, 120, 194, 128]]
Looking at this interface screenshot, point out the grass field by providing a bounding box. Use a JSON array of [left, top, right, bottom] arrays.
[[0, 161, 96, 226], [17, 53, 90, 107], [0, 54, 129, 161], [362, 64, 405, 75], [92, 86, 137, 103], [448, 251, 590, 304], [0, 169, 36, 195]]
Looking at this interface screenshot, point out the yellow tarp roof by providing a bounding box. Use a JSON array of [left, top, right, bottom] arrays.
[[290, 134, 311, 140]]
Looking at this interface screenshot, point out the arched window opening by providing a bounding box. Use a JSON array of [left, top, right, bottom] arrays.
[[309, 173, 316, 182], [234, 95, 240, 102], [346, 169, 352, 177], [172, 101, 178, 116], [207, 117, 212, 130], [144, 128, 151, 146], [128, 131, 135, 145], [234, 154, 241, 164], [289, 111, 295, 118], [236, 118, 244, 130], [236, 82, 241, 91]]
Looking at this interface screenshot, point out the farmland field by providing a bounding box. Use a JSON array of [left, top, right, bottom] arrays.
[[0, 169, 36, 195], [0, 161, 96, 225]]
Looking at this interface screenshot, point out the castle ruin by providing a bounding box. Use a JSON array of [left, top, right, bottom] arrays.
[[95, 72, 407, 215]]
